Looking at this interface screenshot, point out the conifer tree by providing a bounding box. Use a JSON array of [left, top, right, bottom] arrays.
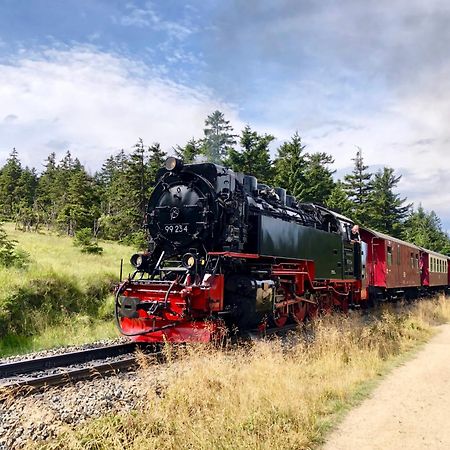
[[0, 148, 23, 217], [35, 153, 58, 228], [225, 125, 274, 183], [174, 138, 202, 163], [202, 110, 237, 164], [97, 150, 134, 239], [366, 167, 411, 237], [56, 161, 99, 235], [273, 132, 307, 197], [343, 147, 372, 222], [403, 206, 450, 254], [148, 142, 167, 183], [15, 167, 38, 230], [326, 181, 353, 217], [300, 152, 335, 204]]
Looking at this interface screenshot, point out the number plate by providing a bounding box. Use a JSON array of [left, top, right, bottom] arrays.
[[164, 224, 189, 234]]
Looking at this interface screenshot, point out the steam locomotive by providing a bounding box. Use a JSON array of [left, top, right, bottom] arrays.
[[115, 157, 450, 342]]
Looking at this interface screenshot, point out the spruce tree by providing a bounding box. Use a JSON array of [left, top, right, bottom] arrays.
[[174, 138, 202, 163], [15, 167, 38, 231], [97, 150, 134, 240], [326, 181, 353, 218], [0, 148, 23, 217], [343, 147, 372, 222], [366, 167, 411, 237], [273, 132, 307, 197], [56, 162, 99, 235], [300, 152, 335, 204], [202, 110, 237, 164], [225, 125, 274, 183], [148, 142, 167, 183], [403, 206, 450, 254], [35, 153, 58, 228]]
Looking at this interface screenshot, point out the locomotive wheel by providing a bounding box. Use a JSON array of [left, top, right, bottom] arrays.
[[292, 301, 307, 322], [272, 310, 288, 327]]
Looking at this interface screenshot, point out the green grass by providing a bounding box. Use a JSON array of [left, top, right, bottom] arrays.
[[0, 314, 119, 356], [0, 224, 134, 356], [2, 223, 133, 284]]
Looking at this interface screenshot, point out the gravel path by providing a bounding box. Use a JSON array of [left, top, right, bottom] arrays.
[[322, 323, 450, 450]]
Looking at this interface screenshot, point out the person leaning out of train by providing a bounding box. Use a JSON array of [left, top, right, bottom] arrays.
[[350, 224, 361, 243]]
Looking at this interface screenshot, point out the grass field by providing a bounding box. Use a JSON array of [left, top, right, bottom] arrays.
[[0, 224, 134, 356], [35, 296, 450, 450]]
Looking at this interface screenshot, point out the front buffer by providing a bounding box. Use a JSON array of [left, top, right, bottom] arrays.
[[115, 274, 225, 343]]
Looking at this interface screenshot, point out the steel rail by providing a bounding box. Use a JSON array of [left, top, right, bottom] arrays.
[[0, 356, 139, 396], [0, 342, 140, 378]]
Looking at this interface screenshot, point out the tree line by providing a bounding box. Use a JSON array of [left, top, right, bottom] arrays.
[[0, 110, 449, 254]]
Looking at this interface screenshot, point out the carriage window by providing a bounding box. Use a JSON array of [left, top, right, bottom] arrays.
[[415, 254, 419, 269], [397, 246, 401, 265], [410, 252, 414, 268], [387, 246, 392, 266]]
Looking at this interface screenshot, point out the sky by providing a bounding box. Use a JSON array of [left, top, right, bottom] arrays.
[[0, 0, 449, 231]]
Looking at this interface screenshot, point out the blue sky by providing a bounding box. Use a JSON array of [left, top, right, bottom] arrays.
[[0, 0, 449, 230]]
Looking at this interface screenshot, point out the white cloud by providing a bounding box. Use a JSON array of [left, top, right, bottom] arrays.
[[294, 71, 450, 232], [114, 1, 193, 40], [0, 46, 241, 171]]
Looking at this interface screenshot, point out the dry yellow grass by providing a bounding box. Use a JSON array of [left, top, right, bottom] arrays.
[[34, 295, 450, 450]]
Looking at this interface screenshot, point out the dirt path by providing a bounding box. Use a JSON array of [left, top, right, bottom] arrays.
[[322, 324, 450, 450]]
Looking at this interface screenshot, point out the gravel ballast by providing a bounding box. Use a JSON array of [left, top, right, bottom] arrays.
[[0, 369, 150, 449]]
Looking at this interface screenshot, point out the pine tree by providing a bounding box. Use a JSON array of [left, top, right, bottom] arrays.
[[56, 162, 99, 235], [300, 152, 336, 204], [0, 148, 23, 217], [326, 181, 353, 217], [148, 142, 166, 183], [174, 138, 202, 163], [343, 147, 372, 222], [225, 125, 274, 183], [97, 150, 134, 240], [202, 110, 237, 164], [273, 132, 307, 197], [403, 206, 450, 254], [128, 138, 147, 218], [15, 167, 38, 231], [35, 153, 59, 228], [366, 167, 411, 237]]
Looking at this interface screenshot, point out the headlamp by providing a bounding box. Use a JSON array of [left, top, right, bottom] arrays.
[[130, 253, 148, 270], [165, 156, 183, 172], [182, 253, 196, 269]]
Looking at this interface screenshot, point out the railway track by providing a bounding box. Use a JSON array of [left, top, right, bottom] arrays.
[[0, 342, 159, 397]]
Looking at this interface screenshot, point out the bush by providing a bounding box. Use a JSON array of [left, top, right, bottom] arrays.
[[73, 228, 103, 254], [0, 223, 30, 268], [0, 273, 112, 337]]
